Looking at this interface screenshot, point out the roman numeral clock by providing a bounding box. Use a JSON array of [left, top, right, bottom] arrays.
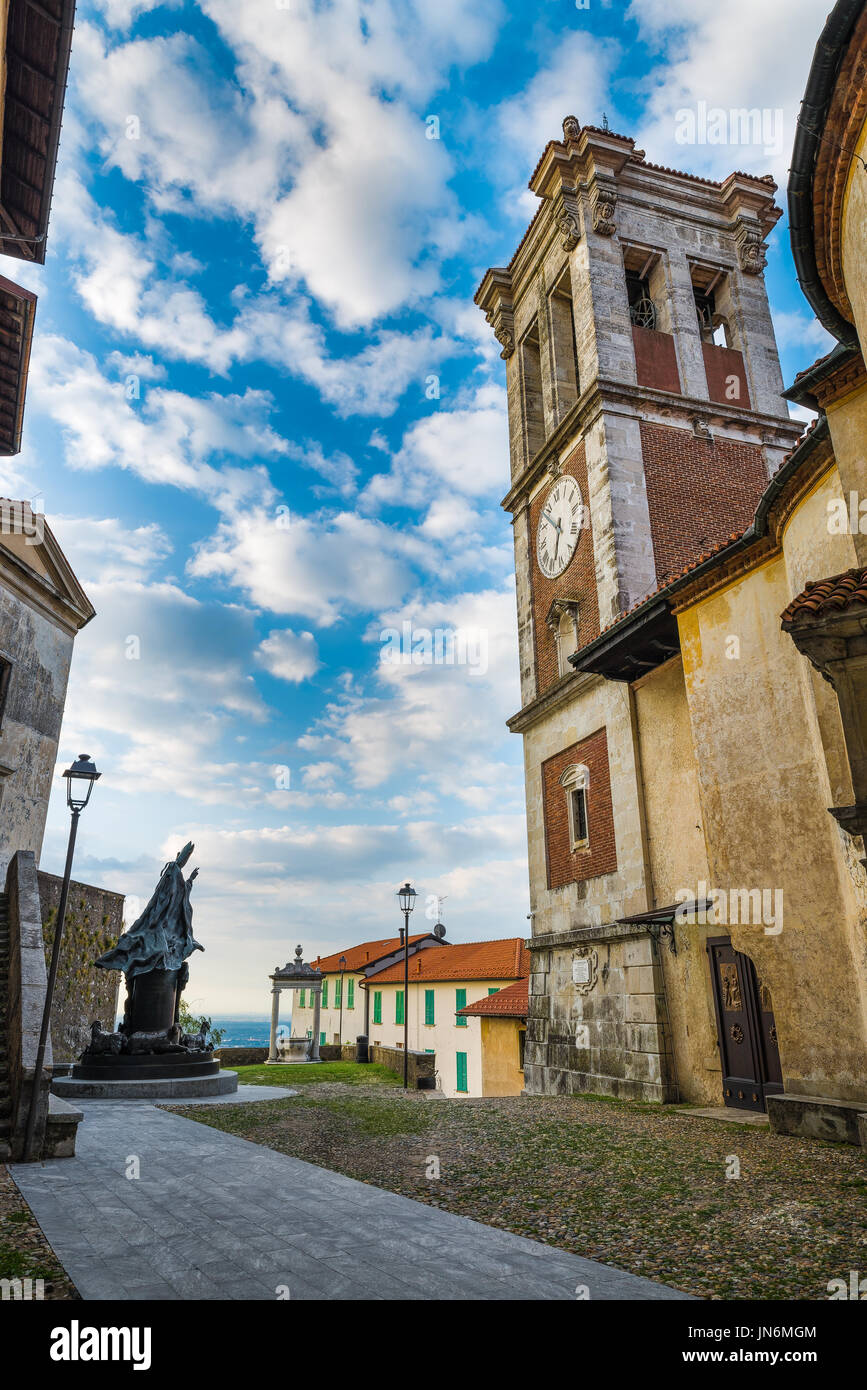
[[536, 475, 583, 578]]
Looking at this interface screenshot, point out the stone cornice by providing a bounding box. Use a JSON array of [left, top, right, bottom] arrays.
[[0, 537, 93, 638], [507, 668, 602, 735], [527, 920, 647, 952]]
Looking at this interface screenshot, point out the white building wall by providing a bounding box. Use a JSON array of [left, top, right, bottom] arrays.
[[368, 979, 516, 1097]]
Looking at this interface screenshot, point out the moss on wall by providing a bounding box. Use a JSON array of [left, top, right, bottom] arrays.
[[38, 874, 124, 1062]]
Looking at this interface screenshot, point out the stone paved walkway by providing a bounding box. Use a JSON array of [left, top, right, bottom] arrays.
[[11, 1091, 693, 1301]]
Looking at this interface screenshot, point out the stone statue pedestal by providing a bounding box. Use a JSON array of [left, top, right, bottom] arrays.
[[72, 1051, 220, 1082]]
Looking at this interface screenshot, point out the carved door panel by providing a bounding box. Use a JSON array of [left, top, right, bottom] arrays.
[[753, 969, 783, 1097], [707, 938, 781, 1112]]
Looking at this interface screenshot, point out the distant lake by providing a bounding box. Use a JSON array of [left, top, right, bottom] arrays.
[[210, 1018, 275, 1048]]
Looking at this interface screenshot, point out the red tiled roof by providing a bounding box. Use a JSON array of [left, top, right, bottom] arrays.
[[781, 567, 867, 626], [793, 347, 837, 381], [371, 938, 529, 985], [312, 934, 436, 975], [456, 977, 529, 1019]]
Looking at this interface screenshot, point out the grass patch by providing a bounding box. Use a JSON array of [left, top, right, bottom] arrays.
[[0, 1166, 79, 1299], [175, 1083, 867, 1300], [232, 1061, 400, 1088]]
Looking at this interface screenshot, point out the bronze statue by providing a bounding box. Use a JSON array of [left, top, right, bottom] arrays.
[[80, 842, 213, 1069], [96, 842, 203, 980]]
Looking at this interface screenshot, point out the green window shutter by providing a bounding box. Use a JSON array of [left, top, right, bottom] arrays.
[[373, 991, 382, 1025], [320, 1032, 325, 1047], [425, 1048, 435, 1054], [347, 978, 355, 1009], [424, 989, 435, 1025], [455, 988, 467, 1025], [322, 980, 328, 1008], [456, 1052, 468, 1092], [335, 978, 342, 1007], [488, 987, 499, 995], [299, 989, 305, 1007], [396, 990, 405, 1025]]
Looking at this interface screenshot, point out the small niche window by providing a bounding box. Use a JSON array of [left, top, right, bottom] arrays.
[[560, 763, 590, 851], [547, 599, 581, 679]]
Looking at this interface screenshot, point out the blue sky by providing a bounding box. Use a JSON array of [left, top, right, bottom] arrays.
[[3, 0, 835, 1013]]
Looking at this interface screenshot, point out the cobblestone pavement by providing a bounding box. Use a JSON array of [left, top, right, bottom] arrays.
[[10, 1091, 691, 1301]]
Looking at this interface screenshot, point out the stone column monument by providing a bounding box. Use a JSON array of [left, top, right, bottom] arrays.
[[267, 946, 323, 1063]]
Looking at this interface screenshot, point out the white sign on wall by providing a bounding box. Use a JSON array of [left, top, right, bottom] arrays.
[[572, 958, 591, 985]]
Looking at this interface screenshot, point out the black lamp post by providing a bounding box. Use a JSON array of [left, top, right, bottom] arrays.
[[397, 882, 416, 1089], [24, 754, 101, 1160], [338, 954, 346, 1048]]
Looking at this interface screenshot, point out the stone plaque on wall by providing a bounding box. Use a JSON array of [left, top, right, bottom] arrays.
[[571, 947, 598, 994]]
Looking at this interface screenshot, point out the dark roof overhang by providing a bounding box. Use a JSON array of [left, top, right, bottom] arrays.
[[782, 342, 860, 409], [569, 597, 680, 682], [0, 0, 76, 264], [0, 273, 36, 454], [788, 0, 864, 349]]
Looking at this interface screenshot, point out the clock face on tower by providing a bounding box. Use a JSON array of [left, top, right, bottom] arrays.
[[536, 475, 583, 579]]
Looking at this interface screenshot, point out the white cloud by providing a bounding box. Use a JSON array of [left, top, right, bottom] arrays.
[[93, 0, 182, 29], [497, 30, 620, 162], [26, 335, 284, 502], [49, 515, 172, 583], [771, 309, 836, 355], [70, 3, 503, 328], [627, 0, 832, 185], [188, 504, 424, 626], [299, 582, 522, 796], [256, 629, 320, 684], [362, 381, 509, 511]]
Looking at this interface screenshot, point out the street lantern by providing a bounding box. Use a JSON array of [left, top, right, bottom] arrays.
[[24, 754, 101, 1159], [62, 752, 101, 811], [397, 882, 417, 914], [338, 954, 347, 1048], [396, 881, 416, 1089]]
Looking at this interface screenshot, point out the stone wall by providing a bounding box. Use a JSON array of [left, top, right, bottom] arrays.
[[5, 850, 51, 1160], [369, 1043, 436, 1088], [0, 559, 76, 880], [526, 924, 677, 1103], [215, 1047, 267, 1067], [38, 873, 123, 1062]]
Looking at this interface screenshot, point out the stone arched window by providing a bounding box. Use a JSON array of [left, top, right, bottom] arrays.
[[559, 762, 590, 851]]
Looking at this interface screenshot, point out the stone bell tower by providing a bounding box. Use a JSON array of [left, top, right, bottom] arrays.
[[476, 118, 802, 1100]]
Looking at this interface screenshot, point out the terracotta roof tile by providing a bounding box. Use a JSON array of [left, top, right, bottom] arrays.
[[793, 347, 837, 381], [371, 938, 529, 985], [781, 567, 867, 626], [312, 934, 436, 975], [456, 977, 529, 1018]]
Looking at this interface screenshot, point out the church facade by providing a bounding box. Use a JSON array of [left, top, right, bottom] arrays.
[[477, 2, 867, 1143]]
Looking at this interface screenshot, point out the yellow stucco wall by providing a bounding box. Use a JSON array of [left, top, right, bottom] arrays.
[[676, 487, 867, 1101], [842, 116, 867, 363], [632, 657, 722, 1104], [824, 384, 867, 568], [479, 1017, 525, 1096]]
